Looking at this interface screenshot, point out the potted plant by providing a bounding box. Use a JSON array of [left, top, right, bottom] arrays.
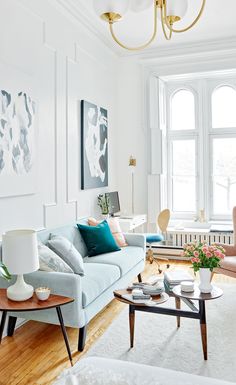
[[181, 241, 225, 293], [0, 261, 11, 280], [97, 194, 109, 218]]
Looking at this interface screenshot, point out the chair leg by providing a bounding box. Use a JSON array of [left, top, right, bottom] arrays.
[[147, 248, 154, 264], [78, 325, 87, 352], [137, 273, 142, 283]]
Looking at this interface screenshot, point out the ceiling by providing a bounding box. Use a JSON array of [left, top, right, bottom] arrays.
[[55, 0, 236, 57]]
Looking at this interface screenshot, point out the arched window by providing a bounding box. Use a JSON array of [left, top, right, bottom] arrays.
[[171, 89, 195, 131], [212, 86, 236, 128]]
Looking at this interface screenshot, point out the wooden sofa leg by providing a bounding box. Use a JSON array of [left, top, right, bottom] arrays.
[[7, 316, 17, 337], [137, 273, 142, 283], [78, 325, 87, 352]]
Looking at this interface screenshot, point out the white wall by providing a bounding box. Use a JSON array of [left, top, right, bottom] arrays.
[[0, 0, 118, 235], [116, 59, 147, 216]]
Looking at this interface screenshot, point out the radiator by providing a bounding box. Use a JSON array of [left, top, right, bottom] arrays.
[[166, 230, 234, 247]]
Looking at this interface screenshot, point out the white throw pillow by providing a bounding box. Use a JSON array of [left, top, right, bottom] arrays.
[[47, 235, 84, 276], [38, 243, 73, 274]]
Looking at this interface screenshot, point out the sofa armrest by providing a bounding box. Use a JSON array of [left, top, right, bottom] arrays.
[[0, 270, 82, 303], [217, 244, 236, 257], [123, 233, 146, 250], [0, 271, 84, 328]]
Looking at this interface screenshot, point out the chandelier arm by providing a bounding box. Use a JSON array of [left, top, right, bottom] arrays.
[[108, 0, 157, 51], [164, 0, 206, 33], [161, 5, 172, 40]]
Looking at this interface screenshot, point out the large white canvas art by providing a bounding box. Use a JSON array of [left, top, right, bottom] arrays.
[[0, 63, 37, 197]]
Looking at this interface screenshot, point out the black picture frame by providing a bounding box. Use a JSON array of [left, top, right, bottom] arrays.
[[81, 100, 108, 190]]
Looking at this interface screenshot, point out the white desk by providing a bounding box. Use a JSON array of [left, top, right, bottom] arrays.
[[119, 214, 147, 233]]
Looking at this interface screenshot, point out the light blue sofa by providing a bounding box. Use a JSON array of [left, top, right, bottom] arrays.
[[0, 220, 145, 350]]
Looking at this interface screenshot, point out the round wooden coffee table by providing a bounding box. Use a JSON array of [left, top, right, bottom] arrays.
[[114, 284, 223, 360], [0, 289, 74, 365]]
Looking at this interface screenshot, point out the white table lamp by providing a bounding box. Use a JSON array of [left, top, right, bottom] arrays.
[[2, 229, 39, 301]]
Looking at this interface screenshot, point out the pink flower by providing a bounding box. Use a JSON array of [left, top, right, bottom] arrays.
[[191, 257, 200, 263], [214, 250, 220, 257], [218, 253, 225, 259], [193, 251, 199, 257], [206, 251, 212, 258], [202, 246, 208, 253]]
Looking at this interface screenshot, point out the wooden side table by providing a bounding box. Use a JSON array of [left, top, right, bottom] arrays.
[[0, 289, 74, 365]]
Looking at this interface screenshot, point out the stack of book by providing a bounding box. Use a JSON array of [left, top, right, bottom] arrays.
[[164, 270, 194, 292]]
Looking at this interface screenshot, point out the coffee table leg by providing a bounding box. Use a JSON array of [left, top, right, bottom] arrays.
[[199, 300, 207, 360], [175, 297, 181, 328], [129, 305, 135, 348], [0, 311, 7, 344], [56, 307, 73, 366]]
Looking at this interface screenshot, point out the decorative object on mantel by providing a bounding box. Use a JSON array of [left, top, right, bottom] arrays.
[[97, 194, 109, 216], [2, 229, 39, 301], [182, 242, 225, 293], [129, 155, 136, 215], [93, 0, 206, 51], [81, 100, 108, 190]]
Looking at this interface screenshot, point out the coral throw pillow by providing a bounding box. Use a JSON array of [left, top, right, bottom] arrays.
[[88, 217, 128, 247]]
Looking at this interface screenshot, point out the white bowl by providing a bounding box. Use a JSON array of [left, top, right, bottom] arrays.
[[35, 287, 51, 301]]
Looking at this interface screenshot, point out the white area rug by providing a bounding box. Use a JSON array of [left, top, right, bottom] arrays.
[[85, 284, 236, 383]]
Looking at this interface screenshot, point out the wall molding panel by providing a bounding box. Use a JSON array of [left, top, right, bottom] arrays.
[[0, 0, 118, 234]]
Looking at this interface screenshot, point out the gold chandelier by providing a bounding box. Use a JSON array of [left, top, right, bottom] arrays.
[[93, 0, 206, 51]]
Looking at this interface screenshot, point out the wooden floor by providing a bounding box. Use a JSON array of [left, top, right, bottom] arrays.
[[0, 259, 234, 385]]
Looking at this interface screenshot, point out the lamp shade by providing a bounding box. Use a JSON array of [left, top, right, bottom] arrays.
[[130, 0, 153, 13], [2, 229, 39, 275], [166, 0, 188, 18], [93, 0, 130, 17]]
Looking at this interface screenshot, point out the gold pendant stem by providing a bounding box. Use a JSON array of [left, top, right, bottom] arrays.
[[109, 0, 158, 51], [161, 4, 172, 40], [164, 0, 206, 33]]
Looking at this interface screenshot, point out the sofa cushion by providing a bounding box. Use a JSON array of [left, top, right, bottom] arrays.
[[220, 256, 236, 273], [81, 263, 120, 307], [47, 235, 84, 276], [77, 221, 120, 257], [83, 246, 144, 276], [88, 217, 128, 247], [38, 242, 74, 274]]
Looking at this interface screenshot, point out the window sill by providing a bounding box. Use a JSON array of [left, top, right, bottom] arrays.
[[169, 219, 233, 231]]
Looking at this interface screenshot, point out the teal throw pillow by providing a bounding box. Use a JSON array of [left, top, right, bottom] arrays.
[[77, 220, 121, 257]]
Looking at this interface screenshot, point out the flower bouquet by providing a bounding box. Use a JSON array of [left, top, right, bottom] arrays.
[[181, 241, 225, 293]]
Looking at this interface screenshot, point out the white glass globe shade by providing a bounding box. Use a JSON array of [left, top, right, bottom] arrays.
[[166, 0, 188, 18], [130, 0, 153, 13], [93, 0, 130, 17]]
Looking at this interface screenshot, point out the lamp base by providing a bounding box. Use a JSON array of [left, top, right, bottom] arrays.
[[7, 274, 34, 301]]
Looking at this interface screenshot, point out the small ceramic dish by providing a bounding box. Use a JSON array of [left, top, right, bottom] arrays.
[[35, 287, 51, 301]]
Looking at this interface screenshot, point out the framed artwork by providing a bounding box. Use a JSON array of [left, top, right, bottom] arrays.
[[81, 100, 108, 190], [0, 62, 37, 197]]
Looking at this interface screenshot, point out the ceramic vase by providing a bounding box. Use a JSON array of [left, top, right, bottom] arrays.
[[198, 268, 213, 293]]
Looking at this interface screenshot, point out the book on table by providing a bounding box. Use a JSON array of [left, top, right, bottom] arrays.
[[164, 270, 194, 292]]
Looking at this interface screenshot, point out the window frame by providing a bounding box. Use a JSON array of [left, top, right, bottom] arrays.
[[163, 76, 236, 222]]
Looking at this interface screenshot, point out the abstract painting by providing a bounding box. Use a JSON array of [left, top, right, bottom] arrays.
[[81, 100, 108, 190], [0, 88, 36, 197]]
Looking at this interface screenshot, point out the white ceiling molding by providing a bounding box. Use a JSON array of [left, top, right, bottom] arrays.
[[52, 0, 236, 63], [53, 0, 121, 55]]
